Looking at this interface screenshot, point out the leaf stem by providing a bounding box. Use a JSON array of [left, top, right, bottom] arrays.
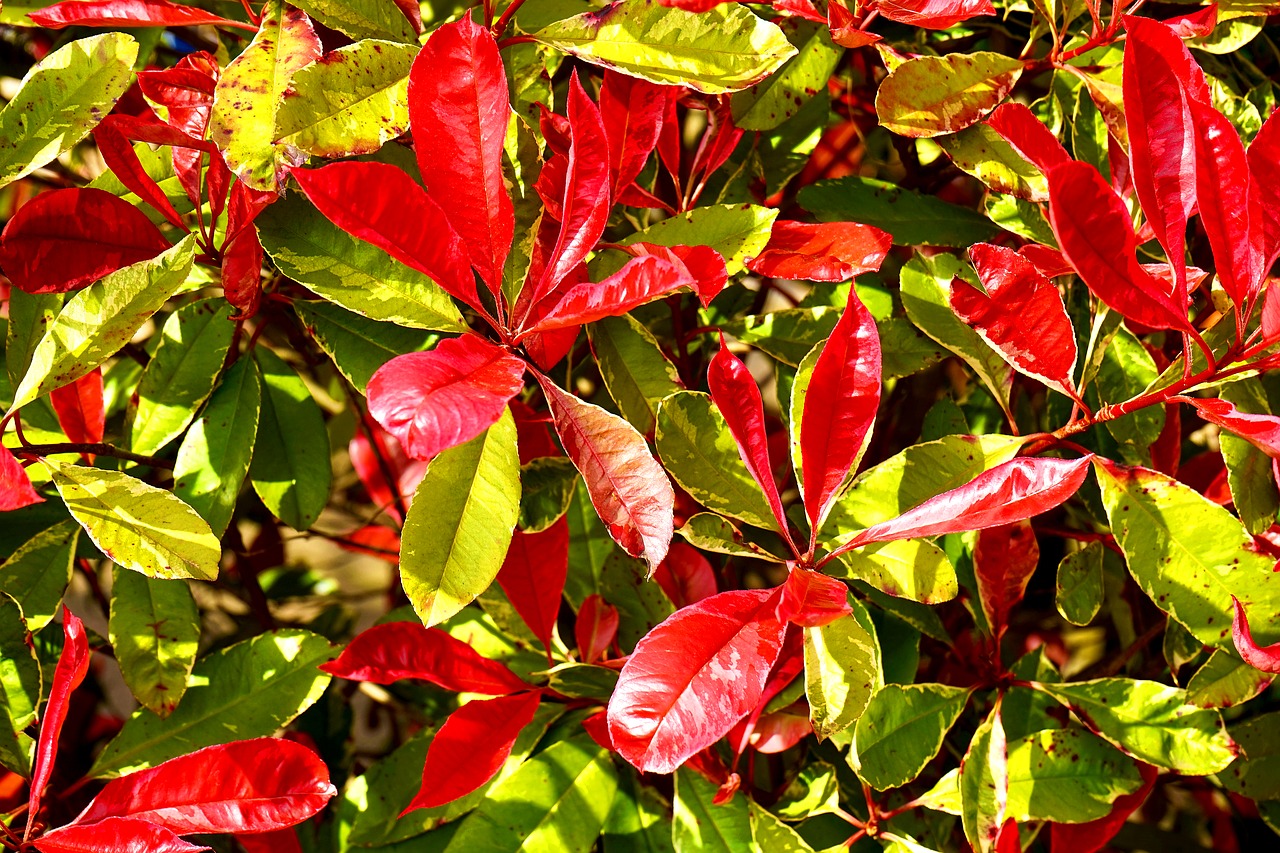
[[13, 444, 175, 470], [491, 0, 531, 37]]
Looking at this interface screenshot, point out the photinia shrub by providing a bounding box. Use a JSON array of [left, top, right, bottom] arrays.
[[0, 0, 1278, 849]]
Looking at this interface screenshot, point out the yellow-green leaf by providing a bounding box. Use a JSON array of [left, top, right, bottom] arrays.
[[109, 568, 200, 717], [876, 52, 1023, 138]]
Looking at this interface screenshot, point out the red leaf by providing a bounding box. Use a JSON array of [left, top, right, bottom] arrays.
[[839, 455, 1093, 552], [1019, 244, 1074, 278], [1247, 109, 1280, 259], [799, 292, 881, 542], [537, 375, 674, 572], [366, 336, 526, 462], [30, 609, 91, 829], [607, 588, 788, 774], [745, 221, 891, 283], [996, 817, 1022, 853], [68, 739, 334, 834], [828, 2, 883, 47], [93, 120, 186, 230], [776, 569, 851, 628], [404, 692, 541, 812], [0, 444, 43, 511], [35, 817, 207, 853], [290, 163, 479, 314], [974, 521, 1039, 640], [1047, 161, 1190, 331], [1162, 4, 1217, 38], [1172, 396, 1280, 459], [1264, 282, 1280, 344], [50, 369, 105, 447], [221, 183, 268, 319], [497, 519, 570, 655], [525, 255, 696, 334], [655, 0, 725, 10], [136, 54, 217, 136], [600, 72, 667, 197], [0, 188, 169, 294], [320, 621, 529, 695], [619, 243, 728, 307], [748, 710, 811, 753], [872, 0, 994, 28], [408, 17, 513, 296], [582, 708, 614, 751], [984, 102, 1071, 175], [777, 0, 827, 22], [708, 339, 791, 540], [652, 541, 717, 608], [29, 0, 245, 28], [1232, 596, 1280, 674], [1191, 100, 1267, 312], [575, 595, 619, 665], [235, 828, 303, 853], [522, 325, 581, 372], [348, 426, 419, 521], [952, 243, 1078, 400], [1051, 764, 1159, 853]]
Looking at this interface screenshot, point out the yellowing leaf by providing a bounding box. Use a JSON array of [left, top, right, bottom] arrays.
[[876, 52, 1023, 138]]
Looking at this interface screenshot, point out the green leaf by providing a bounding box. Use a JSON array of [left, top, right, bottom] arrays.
[[1037, 678, 1236, 774], [294, 299, 433, 393], [89, 629, 334, 778], [1222, 711, 1280, 801], [443, 734, 617, 853], [773, 762, 840, 821], [1218, 377, 1278, 534], [589, 315, 682, 436], [723, 308, 840, 367], [519, 457, 580, 533], [805, 595, 882, 740], [532, 0, 796, 94], [564, 479, 616, 608], [6, 291, 62, 392], [656, 391, 779, 532], [210, 0, 320, 191], [1186, 650, 1273, 709], [853, 683, 970, 790], [617, 203, 777, 275], [799, 177, 1002, 247], [748, 801, 815, 852], [173, 357, 261, 537], [1055, 541, 1104, 626], [47, 460, 221, 581], [0, 521, 77, 633], [879, 316, 948, 381], [250, 347, 333, 531], [108, 568, 199, 717], [730, 20, 840, 132], [600, 551, 674, 647], [876, 52, 1022, 138], [0, 593, 38, 777], [257, 194, 465, 331], [983, 191, 1057, 244], [400, 409, 520, 627], [959, 702, 1006, 853], [9, 236, 197, 413], [0, 33, 138, 188], [676, 512, 786, 563], [1095, 325, 1162, 465], [1094, 459, 1280, 649], [936, 123, 1048, 201], [275, 39, 416, 158], [1005, 728, 1142, 823], [603, 769, 676, 853], [832, 540, 957, 605], [131, 299, 235, 456], [291, 0, 416, 41], [673, 766, 751, 851]]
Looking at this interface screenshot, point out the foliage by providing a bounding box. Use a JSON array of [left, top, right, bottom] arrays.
[[0, 0, 1278, 850]]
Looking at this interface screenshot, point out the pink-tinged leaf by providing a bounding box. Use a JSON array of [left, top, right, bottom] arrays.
[[35, 817, 207, 853], [526, 255, 696, 334], [136, 53, 217, 136], [1248, 110, 1280, 258], [984, 102, 1071, 174], [652, 541, 717, 608], [290, 162, 479, 313], [1172, 396, 1280, 459], [1264, 283, 1280, 344], [235, 828, 302, 853], [1050, 764, 1159, 853], [1019, 244, 1073, 278], [1046, 161, 1190, 331], [93, 120, 186, 230], [1191, 100, 1267, 312], [0, 443, 43, 511], [497, 519, 569, 655], [873, 0, 994, 28], [745, 221, 891, 283], [404, 691, 540, 812], [68, 739, 334, 834], [777, 569, 851, 628], [600, 72, 667, 197], [366, 336, 526, 462], [656, 0, 725, 10], [408, 17, 513, 296], [1232, 596, 1280, 673], [576, 595, 619, 665], [349, 426, 420, 522], [537, 375, 674, 572], [1122, 14, 1210, 307], [336, 524, 401, 564], [320, 620, 530, 695], [708, 338, 791, 539], [607, 588, 788, 774], [690, 101, 743, 191], [748, 710, 811, 753], [221, 181, 273, 319], [29, 609, 91, 831], [522, 325, 581, 372], [28, 0, 247, 28], [50, 369, 105, 447], [952, 243, 1078, 400], [800, 293, 881, 541], [1162, 4, 1217, 38], [776, 0, 827, 23], [838, 455, 1093, 553], [973, 521, 1039, 641], [0, 188, 169, 294], [828, 2, 883, 47], [619, 243, 727, 306]]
